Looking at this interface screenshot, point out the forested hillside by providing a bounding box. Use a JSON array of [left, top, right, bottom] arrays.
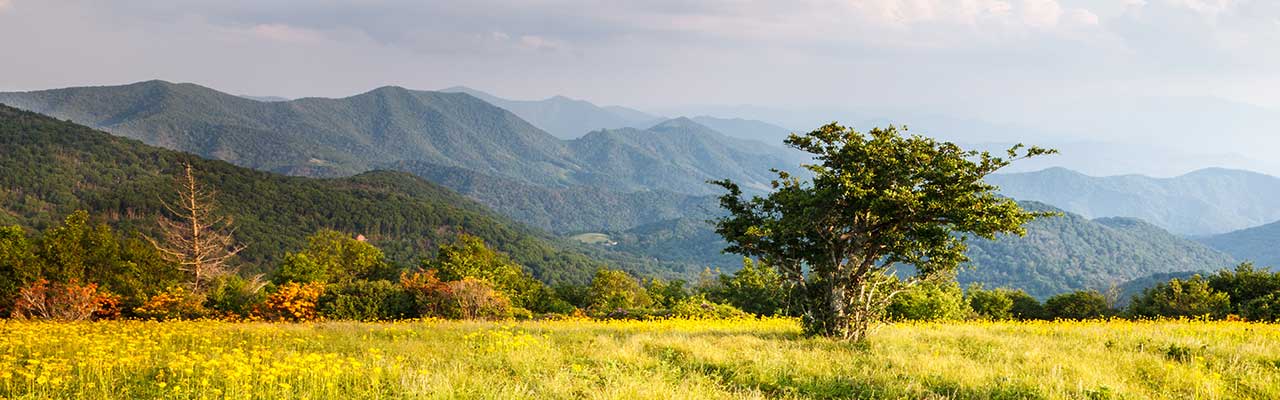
[[0, 81, 798, 196], [987, 167, 1280, 235], [1199, 221, 1280, 267], [963, 202, 1237, 297], [0, 104, 684, 284], [385, 160, 720, 234]]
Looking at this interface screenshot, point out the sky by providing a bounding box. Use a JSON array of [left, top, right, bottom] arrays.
[[1, 0, 1279, 175]]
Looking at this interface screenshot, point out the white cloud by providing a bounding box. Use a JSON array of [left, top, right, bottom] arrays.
[[249, 24, 324, 43], [0, 0, 12, 12], [1020, 0, 1064, 28], [517, 35, 567, 52]]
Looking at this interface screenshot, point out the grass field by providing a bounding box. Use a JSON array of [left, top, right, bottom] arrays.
[[568, 233, 613, 245], [1, 318, 1278, 399]]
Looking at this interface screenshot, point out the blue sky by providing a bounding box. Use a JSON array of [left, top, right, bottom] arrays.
[[2, 0, 1278, 175]]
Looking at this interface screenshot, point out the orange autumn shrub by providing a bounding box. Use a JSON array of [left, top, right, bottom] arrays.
[[258, 282, 324, 321], [400, 269, 451, 318], [12, 279, 116, 321], [135, 286, 208, 320]]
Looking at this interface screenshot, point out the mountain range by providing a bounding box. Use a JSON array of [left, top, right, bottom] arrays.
[[0, 80, 799, 196], [440, 86, 663, 139], [987, 167, 1280, 236], [0, 104, 690, 285]]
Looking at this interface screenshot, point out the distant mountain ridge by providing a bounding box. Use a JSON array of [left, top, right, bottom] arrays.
[[440, 86, 663, 139], [1199, 221, 1280, 267], [0, 81, 799, 196], [987, 167, 1280, 235]]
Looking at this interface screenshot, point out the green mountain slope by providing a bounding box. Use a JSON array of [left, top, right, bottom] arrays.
[[690, 116, 793, 147], [570, 118, 800, 194], [0, 104, 681, 285], [987, 167, 1280, 235], [0, 81, 584, 185], [384, 160, 721, 234], [582, 201, 1237, 298], [0, 81, 799, 197], [963, 202, 1237, 297], [1199, 221, 1280, 267], [440, 86, 663, 139]]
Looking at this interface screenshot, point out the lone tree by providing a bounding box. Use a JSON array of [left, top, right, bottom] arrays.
[[713, 123, 1054, 341], [150, 163, 246, 293]]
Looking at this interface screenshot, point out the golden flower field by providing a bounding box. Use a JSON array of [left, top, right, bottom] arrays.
[[1, 318, 1278, 399]]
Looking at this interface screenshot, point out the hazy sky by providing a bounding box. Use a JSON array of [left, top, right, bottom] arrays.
[[2, 0, 1279, 173]]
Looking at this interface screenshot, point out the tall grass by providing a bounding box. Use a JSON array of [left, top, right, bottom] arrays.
[[1, 318, 1277, 399]]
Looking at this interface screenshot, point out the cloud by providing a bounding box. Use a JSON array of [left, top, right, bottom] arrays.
[[249, 24, 324, 43], [0, 0, 12, 12]]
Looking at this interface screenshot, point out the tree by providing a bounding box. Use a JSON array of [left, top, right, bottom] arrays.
[[276, 229, 393, 284], [428, 234, 543, 310], [1005, 289, 1045, 320], [587, 268, 652, 311], [0, 225, 38, 316], [1208, 262, 1280, 318], [885, 279, 967, 321], [967, 285, 1014, 320], [1128, 275, 1230, 319], [714, 123, 1053, 340], [716, 258, 788, 316], [1043, 290, 1110, 320], [150, 163, 245, 293]]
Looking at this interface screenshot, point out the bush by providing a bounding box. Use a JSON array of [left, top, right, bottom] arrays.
[[440, 278, 512, 320], [587, 268, 652, 312], [135, 286, 208, 320], [259, 282, 325, 321], [1242, 293, 1280, 322], [1128, 275, 1230, 319], [716, 258, 788, 316], [400, 269, 452, 318], [1044, 290, 1110, 320], [1007, 290, 1046, 320], [318, 279, 414, 321], [1209, 263, 1280, 318], [669, 294, 752, 319], [886, 280, 966, 321], [205, 274, 269, 318], [966, 285, 1014, 320], [12, 279, 117, 321]]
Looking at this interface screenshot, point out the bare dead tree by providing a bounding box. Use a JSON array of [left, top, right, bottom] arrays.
[[149, 163, 246, 293]]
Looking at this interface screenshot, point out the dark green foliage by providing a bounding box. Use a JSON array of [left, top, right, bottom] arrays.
[[966, 285, 1014, 320], [0, 226, 37, 316], [204, 274, 268, 317], [1207, 263, 1280, 321], [318, 280, 415, 321], [0, 104, 618, 286], [1006, 290, 1046, 320], [426, 234, 548, 311], [669, 294, 752, 319], [1201, 222, 1280, 267], [963, 206, 1236, 298], [1128, 275, 1230, 318], [587, 268, 653, 311], [644, 278, 690, 309], [1043, 290, 1111, 320], [714, 122, 1051, 340], [553, 284, 591, 309], [275, 230, 396, 284], [886, 280, 967, 322], [713, 258, 788, 316]]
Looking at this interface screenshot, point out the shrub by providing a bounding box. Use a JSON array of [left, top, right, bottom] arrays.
[[135, 286, 208, 320], [587, 268, 652, 312], [966, 285, 1014, 320], [1128, 275, 1230, 319], [669, 294, 752, 319], [318, 279, 414, 321], [716, 258, 788, 316], [401, 269, 452, 318], [259, 282, 325, 322], [12, 279, 115, 321], [0, 225, 38, 317], [1044, 290, 1110, 320], [645, 278, 690, 309], [1007, 290, 1046, 320], [205, 274, 269, 318], [1209, 263, 1280, 318], [886, 280, 966, 321], [1242, 293, 1280, 322], [440, 277, 512, 320]]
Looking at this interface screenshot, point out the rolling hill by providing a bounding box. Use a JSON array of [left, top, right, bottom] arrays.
[[0, 104, 688, 284], [987, 167, 1280, 235], [1199, 221, 1280, 268]]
